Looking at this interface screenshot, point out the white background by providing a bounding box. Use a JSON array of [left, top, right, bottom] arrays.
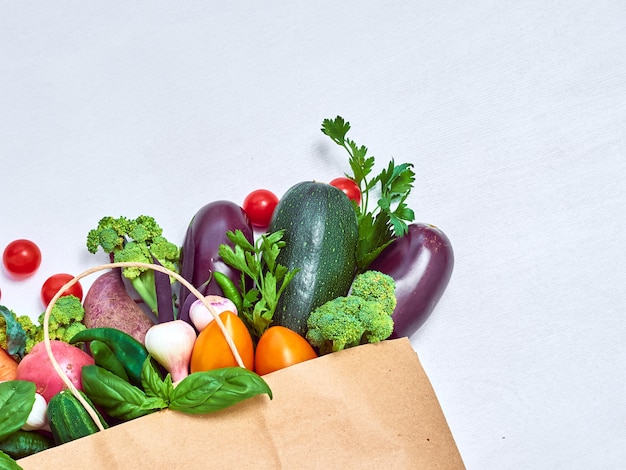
[[1, 2, 625, 468]]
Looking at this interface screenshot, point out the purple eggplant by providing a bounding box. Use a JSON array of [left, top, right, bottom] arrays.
[[178, 200, 254, 323], [369, 223, 454, 338]]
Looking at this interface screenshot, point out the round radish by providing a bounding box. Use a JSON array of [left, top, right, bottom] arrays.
[[16, 340, 94, 402]]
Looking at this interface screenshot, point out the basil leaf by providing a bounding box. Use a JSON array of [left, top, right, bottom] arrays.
[[0, 451, 22, 470], [0, 381, 36, 441], [141, 356, 171, 402], [169, 367, 272, 415], [0, 306, 26, 359], [82, 365, 165, 421]]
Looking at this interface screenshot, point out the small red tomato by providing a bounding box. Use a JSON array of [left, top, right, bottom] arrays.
[[41, 273, 83, 306], [254, 326, 318, 375], [329, 177, 361, 205], [243, 189, 279, 228], [3, 239, 42, 279]]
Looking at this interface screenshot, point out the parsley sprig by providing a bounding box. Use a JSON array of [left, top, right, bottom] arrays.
[[322, 116, 416, 271], [218, 229, 298, 340]]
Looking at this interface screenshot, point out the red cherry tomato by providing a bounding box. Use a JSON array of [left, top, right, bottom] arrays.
[[329, 177, 361, 205], [2, 239, 42, 279], [41, 273, 83, 306], [243, 189, 279, 228]]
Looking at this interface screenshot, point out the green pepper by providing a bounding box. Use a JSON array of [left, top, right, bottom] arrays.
[[70, 328, 149, 386], [213, 271, 243, 313], [89, 340, 129, 382]]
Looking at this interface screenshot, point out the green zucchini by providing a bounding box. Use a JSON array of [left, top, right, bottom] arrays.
[[0, 430, 54, 459], [47, 390, 108, 445], [269, 181, 358, 336]]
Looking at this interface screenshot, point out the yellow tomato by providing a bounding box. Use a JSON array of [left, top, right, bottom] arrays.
[[190, 311, 254, 372], [254, 326, 318, 375]]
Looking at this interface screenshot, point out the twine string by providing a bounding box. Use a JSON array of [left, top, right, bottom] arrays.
[[43, 261, 245, 432]]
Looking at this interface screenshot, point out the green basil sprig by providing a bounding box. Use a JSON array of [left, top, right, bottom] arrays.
[[0, 451, 22, 470], [81, 356, 272, 421], [169, 367, 273, 415], [81, 364, 167, 421], [0, 381, 36, 441]]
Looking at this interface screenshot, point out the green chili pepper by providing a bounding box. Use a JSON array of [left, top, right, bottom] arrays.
[[89, 340, 129, 382], [70, 328, 149, 387], [213, 271, 243, 313]]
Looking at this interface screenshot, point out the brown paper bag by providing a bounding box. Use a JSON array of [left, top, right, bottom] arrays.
[[18, 338, 464, 469]]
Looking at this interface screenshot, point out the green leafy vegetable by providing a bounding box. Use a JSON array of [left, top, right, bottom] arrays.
[[141, 356, 172, 402], [2, 297, 87, 356], [169, 367, 272, 414], [81, 364, 166, 421], [0, 451, 22, 470], [218, 229, 299, 340], [81, 355, 271, 420], [0, 381, 36, 441], [322, 116, 416, 271], [0, 306, 27, 359]]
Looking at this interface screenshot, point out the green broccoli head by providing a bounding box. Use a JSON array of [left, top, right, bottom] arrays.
[[86, 215, 180, 315], [306, 295, 394, 355], [86, 216, 131, 253], [17, 315, 42, 354], [1, 297, 87, 356], [349, 270, 397, 316], [37, 295, 86, 343], [86, 215, 171, 257]]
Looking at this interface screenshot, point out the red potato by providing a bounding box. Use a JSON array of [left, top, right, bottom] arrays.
[[83, 269, 156, 344], [16, 340, 94, 402]]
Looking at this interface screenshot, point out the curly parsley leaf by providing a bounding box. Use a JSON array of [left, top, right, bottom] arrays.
[[322, 116, 416, 271]]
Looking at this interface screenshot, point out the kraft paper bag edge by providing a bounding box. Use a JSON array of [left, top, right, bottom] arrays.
[[18, 338, 464, 469]]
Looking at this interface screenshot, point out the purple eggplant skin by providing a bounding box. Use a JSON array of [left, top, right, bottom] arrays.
[[369, 223, 454, 339], [177, 200, 254, 323]]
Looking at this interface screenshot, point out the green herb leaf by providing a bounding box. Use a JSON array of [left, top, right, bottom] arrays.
[[0, 381, 36, 441], [141, 356, 172, 402], [218, 229, 299, 340], [169, 367, 272, 415], [322, 116, 416, 271], [0, 451, 22, 470], [81, 365, 166, 421], [0, 306, 26, 359]]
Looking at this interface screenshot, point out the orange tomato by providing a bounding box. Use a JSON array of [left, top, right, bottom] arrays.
[[190, 311, 254, 372], [254, 326, 318, 375]]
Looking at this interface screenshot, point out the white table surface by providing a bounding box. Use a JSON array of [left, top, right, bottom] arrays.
[[2, 2, 625, 468]]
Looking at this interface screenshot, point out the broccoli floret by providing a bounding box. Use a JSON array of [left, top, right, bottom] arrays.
[[37, 295, 86, 345], [16, 314, 41, 354], [1, 296, 87, 356], [305, 270, 396, 355], [349, 270, 397, 316], [86, 215, 180, 315], [306, 295, 394, 355]]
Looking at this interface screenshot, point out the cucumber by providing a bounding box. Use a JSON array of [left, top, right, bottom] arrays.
[[47, 390, 108, 445], [269, 181, 358, 336], [0, 430, 54, 459]]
